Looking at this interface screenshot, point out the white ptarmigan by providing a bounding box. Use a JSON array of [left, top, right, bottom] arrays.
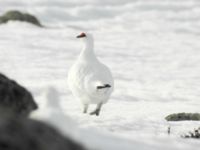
[[67, 32, 114, 116]]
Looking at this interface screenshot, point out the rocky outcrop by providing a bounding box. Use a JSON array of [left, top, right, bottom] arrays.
[[165, 113, 200, 121], [0, 73, 38, 117], [0, 10, 42, 27]]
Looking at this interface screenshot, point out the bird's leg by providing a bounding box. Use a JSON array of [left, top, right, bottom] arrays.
[[90, 103, 103, 116], [83, 104, 89, 114]]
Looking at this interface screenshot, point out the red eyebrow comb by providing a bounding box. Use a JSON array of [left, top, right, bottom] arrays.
[[76, 32, 86, 38]]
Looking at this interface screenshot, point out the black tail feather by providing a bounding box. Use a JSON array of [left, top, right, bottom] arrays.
[[97, 84, 111, 89]]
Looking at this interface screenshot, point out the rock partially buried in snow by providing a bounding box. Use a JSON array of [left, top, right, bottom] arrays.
[[182, 127, 200, 139], [0, 114, 86, 150], [0, 73, 38, 117], [0, 10, 42, 27], [165, 113, 200, 121]]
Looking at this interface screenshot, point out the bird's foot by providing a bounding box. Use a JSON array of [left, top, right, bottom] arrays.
[[90, 109, 100, 116]]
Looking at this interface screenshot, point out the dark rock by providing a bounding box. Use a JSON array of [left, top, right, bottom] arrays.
[[0, 10, 42, 27], [0, 115, 86, 150], [165, 113, 200, 121], [0, 73, 38, 117], [182, 127, 200, 139]]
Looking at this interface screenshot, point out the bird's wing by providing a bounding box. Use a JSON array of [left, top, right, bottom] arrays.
[[84, 63, 114, 97]]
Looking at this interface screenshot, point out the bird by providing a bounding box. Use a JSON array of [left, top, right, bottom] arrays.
[[67, 32, 114, 116]]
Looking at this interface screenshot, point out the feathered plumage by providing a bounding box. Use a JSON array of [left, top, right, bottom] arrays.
[[68, 32, 114, 116]]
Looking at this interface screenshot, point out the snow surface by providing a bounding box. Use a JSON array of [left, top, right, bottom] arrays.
[[1, 0, 200, 149]]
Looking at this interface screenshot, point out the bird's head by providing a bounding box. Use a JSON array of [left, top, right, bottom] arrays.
[[76, 32, 94, 50], [76, 32, 86, 38], [76, 32, 93, 42]]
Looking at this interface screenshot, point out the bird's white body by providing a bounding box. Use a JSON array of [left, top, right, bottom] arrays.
[[68, 33, 114, 114], [68, 57, 113, 104]]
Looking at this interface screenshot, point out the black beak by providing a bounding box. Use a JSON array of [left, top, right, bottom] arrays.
[[76, 32, 86, 38]]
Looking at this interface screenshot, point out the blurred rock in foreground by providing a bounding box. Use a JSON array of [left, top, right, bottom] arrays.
[[0, 114, 86, 150], [0, 73, 38, 117], [0, 10, 42, 27]]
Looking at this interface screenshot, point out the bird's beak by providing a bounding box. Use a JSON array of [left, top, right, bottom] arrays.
[[76, 32, 86, 38]]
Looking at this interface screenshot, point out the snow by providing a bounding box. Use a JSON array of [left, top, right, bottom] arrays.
[[1, 0, 200, 149]]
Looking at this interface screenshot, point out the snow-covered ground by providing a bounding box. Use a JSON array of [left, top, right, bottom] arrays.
[[1, 0, 200, 149]]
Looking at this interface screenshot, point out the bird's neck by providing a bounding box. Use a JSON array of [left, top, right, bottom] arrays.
[[79, 40, 97, 61]]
